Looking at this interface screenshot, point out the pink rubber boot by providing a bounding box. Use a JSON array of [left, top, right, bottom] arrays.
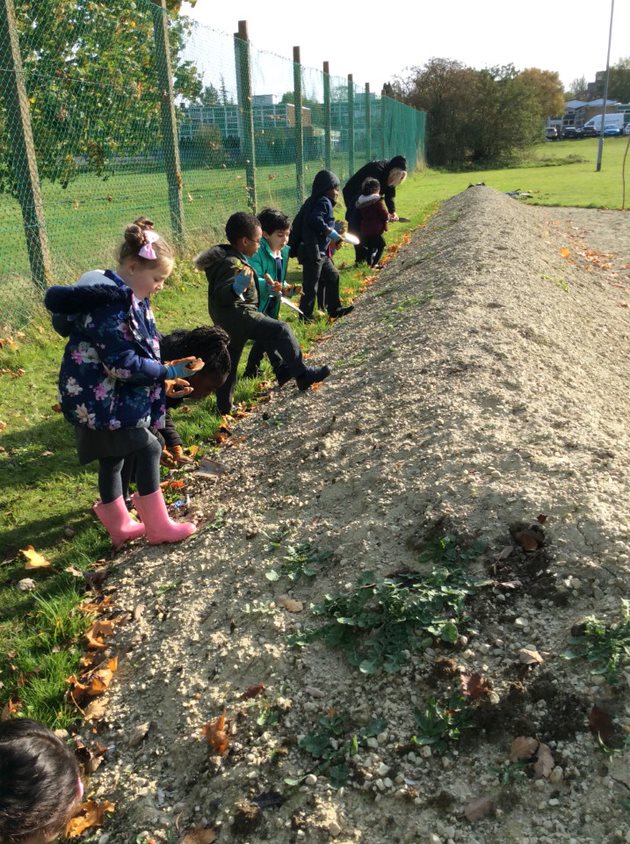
[[93, 496, 145, 548], [131, 489, 196, 545]]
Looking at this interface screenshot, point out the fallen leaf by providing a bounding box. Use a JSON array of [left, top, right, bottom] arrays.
[[84, 698, 107, 721], [17, 578, 36, 591], [533, 742, 554, 779], [518, 648, 544, 665], [0, 420, 6, 431], [460, 672, 491, 700], [276, 595, 304, 613], [514, 529, 543, 552], [72, 737, 107, 774], [536, 514, 547, 524], [560, 247, 571, 258], [240, 683, 265, 700], [180, 829, 217, 844], [495, 545, 514, 560], [65, 800, 115, 838], [128, 721, 150, 748], [65, 565, 83, 578], [509, 736, 539, 762], [464, 796, 494, 822], [1, 698, 22, 720], [20, 545, 51, 569], [201, 713, 230, 755], [85, 620, 114, 650], [133, 603, 146, 621], [589, 704, 615, 744]]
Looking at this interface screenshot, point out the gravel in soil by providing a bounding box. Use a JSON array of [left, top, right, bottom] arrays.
[[84, 187, 629, 844]]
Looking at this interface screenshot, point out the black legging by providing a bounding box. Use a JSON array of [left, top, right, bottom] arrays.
[[98, 437, 162, 503]]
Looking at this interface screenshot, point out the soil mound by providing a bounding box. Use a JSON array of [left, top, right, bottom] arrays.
[[90, 187, 630, 844]]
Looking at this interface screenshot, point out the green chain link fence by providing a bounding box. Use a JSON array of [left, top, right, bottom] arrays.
[[0, 0, 425, 332]]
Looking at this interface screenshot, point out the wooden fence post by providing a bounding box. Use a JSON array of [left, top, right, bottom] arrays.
[[234, 20, 257, 213], [0, 0, 51, 292], [151, 0, 185, 249], [293, 46, 304, 207]]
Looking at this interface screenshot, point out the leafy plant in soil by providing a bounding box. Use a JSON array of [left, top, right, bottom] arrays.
[[412, 694, 476, 752], [265, 542, 334, 582], [293, 714, 387, 788], [290, 535, 489, 674], [563, 602, 630, 684]]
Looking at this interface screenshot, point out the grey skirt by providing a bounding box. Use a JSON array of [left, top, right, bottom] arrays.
[[75, 426, 157, 465]]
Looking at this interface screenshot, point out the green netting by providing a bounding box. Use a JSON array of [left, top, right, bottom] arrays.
[[0, 0, 425, 331]]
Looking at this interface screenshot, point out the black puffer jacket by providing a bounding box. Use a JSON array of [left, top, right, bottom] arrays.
[[289, 170, 340, 260], [342, 155, 407, 217]]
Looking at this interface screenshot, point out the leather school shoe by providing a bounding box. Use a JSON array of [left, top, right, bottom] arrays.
[[330, 305, 354, 318], [275, 365, 292, 386], [296, 365, 331, 392]]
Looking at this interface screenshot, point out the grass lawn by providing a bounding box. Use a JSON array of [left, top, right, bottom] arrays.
[[1, 137, 628, 725]]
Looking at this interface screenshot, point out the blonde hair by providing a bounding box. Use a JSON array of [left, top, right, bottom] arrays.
[[387, 168, 407, 187], [117, 217, 173, 265]]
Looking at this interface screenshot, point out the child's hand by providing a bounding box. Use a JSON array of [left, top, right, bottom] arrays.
[[328, 228, 342, 242], [271, 281, 282, 293], [165, 378, 193, 398], [388, 212, 399, 222], [165, 357, 205, 378]]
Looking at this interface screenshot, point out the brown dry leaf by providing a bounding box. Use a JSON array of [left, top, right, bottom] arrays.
[[560, 247, 571, 258], [589, 704, 615, 744], [84, 698, 107, 721], [187, 444, 200, 458], [85, 620, 115, 650], [514, 529, 541, 552], [73, 736, 107, 774], [240, 683, 265, 701], [214, 430, 230, 445], [180, 829, 217, 844], [201, 713, 230, 755], [1, 698, 22, 720], [20, 545, 52, 569], [0, 420, 6, 432], [460, 672, 491, 700], [463, 796, 494, 822], [533, 742, 554, 779], [65, 800, 115, 838], [51, 402, 62, 413], [518, 648, 544, 665], [276, 595, 304, 613], [509, 736, 539, 762]]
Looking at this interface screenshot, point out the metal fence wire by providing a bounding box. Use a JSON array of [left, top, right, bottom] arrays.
[[0, 0, 426, 331]]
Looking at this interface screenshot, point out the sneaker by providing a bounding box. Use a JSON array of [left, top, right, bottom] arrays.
[[330, 305, 354, 318], [296, 365, 331, 392]]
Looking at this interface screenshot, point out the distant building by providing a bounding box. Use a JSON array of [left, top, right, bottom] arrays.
[[180, 99, 312, 141]]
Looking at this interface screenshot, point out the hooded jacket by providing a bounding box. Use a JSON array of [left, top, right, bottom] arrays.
[[289, 169, 340, 261], [356, 192, 389, 237], [194, 244, 262, 344], [44, 270, 166, 432], [342, 155, 407, 216]]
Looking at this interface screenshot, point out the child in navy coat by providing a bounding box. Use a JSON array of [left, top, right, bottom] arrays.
[[45, 218, 200, 547]]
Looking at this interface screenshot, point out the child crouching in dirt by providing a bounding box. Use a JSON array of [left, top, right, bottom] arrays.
[[0, 718, 82, 843], [194, 211, 330, 415]]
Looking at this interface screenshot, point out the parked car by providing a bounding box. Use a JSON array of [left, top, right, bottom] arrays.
[[582, 125, 599, 137], [562, 126, 583, 139], [545, 126, 559, 141]]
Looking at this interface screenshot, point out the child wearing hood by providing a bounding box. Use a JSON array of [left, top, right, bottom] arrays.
[[355, 176, 389, 268], [194, 211, 330, 415], [289, 169, 354, 322]]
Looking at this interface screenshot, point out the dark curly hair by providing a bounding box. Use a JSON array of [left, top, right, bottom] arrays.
[[160, 326, 231, 379], [0, 719, 81, 843], [225, 212, 260, 245]]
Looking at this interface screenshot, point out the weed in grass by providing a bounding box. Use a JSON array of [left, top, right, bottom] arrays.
[[562, 603, 629, 685], [293, 713, 387, 788], [413, 694, 476, 753], [290, 535, 488, 674], [381, 293, 433, 325], [492, 760, 528, 785], [266, 542, 334, 582]]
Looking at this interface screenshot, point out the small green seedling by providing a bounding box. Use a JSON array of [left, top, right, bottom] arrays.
[[563, 603, 629, 685], [413, 694, 476, 753], [266, 541, 333, 582]]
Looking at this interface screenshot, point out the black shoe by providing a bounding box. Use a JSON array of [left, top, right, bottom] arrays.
[[275, 365, 292, 386], [330, 305, 354, 318], [296, 365, 331, 392]]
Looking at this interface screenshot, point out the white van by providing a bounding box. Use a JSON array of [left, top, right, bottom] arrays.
[[582, 113, 625, 135]]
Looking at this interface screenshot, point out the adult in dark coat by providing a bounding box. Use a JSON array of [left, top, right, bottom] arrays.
[[342, 155, 407, 262]]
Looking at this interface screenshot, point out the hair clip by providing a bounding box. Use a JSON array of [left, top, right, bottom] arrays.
[[138, 230, 160, 260]]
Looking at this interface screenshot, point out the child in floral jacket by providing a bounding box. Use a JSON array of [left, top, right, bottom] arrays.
[[45, 218, 200, 548]]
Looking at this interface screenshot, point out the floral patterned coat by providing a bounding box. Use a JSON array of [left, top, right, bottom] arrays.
[[45, 271, 167, 431]]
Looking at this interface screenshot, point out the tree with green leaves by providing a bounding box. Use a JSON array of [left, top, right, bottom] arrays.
[[0, 0, 202, 193], [608, 58, 630, 104]]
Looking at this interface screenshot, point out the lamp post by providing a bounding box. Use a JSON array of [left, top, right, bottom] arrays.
[[596, 0, 615, 172]]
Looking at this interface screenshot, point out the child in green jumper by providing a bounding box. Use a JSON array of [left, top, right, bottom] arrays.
[[244, 208, 298, 380]]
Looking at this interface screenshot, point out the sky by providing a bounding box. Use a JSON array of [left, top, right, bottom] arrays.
[[183, 0, 629, 99]]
